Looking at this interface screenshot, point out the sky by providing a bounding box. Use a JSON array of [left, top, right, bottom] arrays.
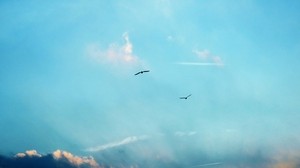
[[1, 0, 300, 167]]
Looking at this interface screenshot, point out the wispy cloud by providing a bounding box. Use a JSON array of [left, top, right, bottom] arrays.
[[176, 49, 224, 66], [87, 32, 142, 68], [85, 135, 149, 152], [194, 49, 211, 59], [175, 131, 197, 137], [193, 49, 224, 66]]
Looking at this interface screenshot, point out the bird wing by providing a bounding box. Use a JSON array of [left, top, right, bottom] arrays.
[[143, 70, 150, 73], [187, 94, 192, 98], [179, 97, 186, 99], [134, 72, 141, 75]]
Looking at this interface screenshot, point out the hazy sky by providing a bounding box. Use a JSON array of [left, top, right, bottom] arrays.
[[1, 0, 300, 167]]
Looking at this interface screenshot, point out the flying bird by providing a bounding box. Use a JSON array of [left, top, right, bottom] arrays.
[[180, 94, 192, 99], [134, 70, 150, 76]]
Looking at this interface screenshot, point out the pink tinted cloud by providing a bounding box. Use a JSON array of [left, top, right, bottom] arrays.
[[87, 32, 141, 67]]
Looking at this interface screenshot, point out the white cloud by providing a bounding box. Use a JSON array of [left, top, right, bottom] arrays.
[[85, 135, 149, 152], [15, 150, 42, 158], [192, 49, 224, 66], [212, 56, 223, 65], [122, 32, 133, 55], [175, 131, 197, 137], [53, 150, 99, 168], [193, 49, 211, 59], [15, 153, 26, 158], [175, 49, 224, 67], [15, 149, 100, 168], [87, 32, 142, 68]]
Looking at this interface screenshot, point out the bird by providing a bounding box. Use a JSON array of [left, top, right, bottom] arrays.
[[180, 94, 192, 99], [134, 70, 150, 75]]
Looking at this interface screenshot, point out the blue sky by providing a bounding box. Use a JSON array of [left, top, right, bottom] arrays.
[[1, 0, 300, 167]]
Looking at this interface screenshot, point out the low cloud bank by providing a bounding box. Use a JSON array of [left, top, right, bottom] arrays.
[[0, 149, 100, 168], [2, 140, 300, 168]]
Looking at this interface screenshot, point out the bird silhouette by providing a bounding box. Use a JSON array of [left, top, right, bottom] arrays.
[[180, 94, 192, 99], [134, 70, 150, 75]]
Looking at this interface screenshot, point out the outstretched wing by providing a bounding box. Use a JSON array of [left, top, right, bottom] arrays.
[[179, 94, 191, 99], [135, 70, 149, 75], [134, 71, 141, 75]]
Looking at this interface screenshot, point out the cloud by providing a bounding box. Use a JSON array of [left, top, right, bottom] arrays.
[[87, 32, 141, 68], [15, 150, 42, 158], [178, 49, 224, 66], [194, 49, 211, 59], [193, 49, 224, 65], [175, 131, 197, 137], [175, 49, 224, 67], [85, 135, 149, 152], [212, 55, 223, 65], [52, 150, 99, 168], [4, 149, 100, 168]]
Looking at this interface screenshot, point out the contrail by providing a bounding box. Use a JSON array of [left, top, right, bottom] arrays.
[[175, 62, 223, 66], [189, 162, 222, 167], [85, 135, 149, 152]]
